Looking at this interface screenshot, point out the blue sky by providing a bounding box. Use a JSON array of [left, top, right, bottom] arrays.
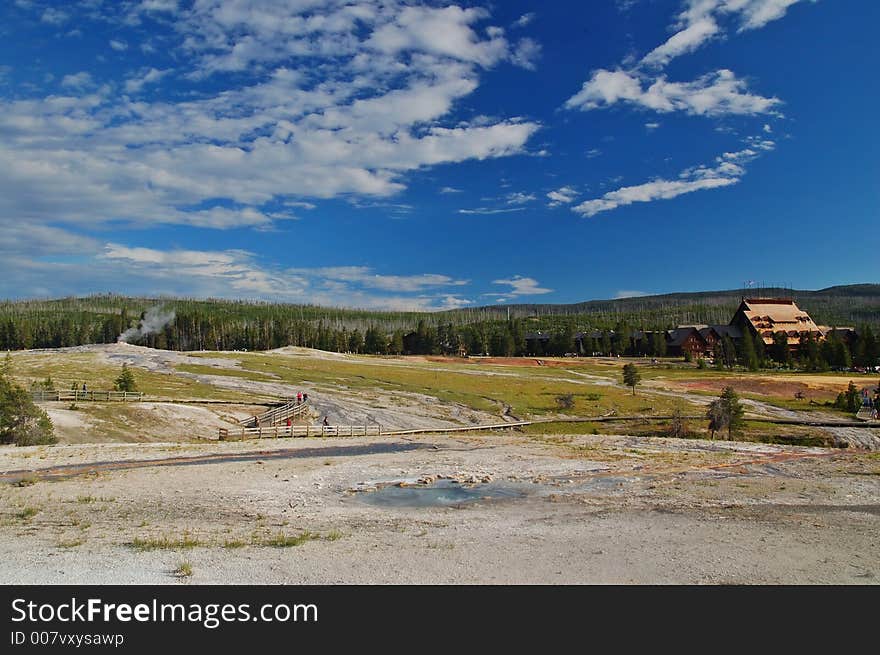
[[0, 0, 877, 309]]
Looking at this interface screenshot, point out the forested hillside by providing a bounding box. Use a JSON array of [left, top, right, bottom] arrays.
[[0, 285, 877, 356]]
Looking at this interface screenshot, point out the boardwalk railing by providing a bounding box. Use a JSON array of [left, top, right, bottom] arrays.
[[31, 390, 144, 403], [219, 424, 381, 441], [240, 399, 310, 428]]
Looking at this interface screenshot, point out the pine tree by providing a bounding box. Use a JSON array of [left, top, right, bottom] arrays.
[[772, 331, 791, 366], [389, 330, 404, 355], [706, 386, 744, 440], [0, 372, 56, 446], [622, 363, 641, 395], [114, 364, 138, 392], [739, 329, 758, 371]]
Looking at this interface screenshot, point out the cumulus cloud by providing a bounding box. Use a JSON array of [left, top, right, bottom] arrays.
[[123, 67, 170, 93], [546, 186, 578, 207], [94, 243, 473, 309], [643, 0, 816, 68], [565, 68, 780, 117], [510, 38, 541, 71], [40, 8, 68, 25], [505, 192, 536, 205], [60, 71, 94, 89], [0, 1, 540, 242], [573, 136, 775, 217], [566, 0, 813, 120], [492, 275, 553, 298]]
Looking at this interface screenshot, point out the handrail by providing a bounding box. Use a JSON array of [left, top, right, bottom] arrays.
[[30, 390, 144, 402], [219, 424, 381, 440], [240, 399, 310, 427]]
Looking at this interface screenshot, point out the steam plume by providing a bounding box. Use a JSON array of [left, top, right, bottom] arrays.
[[118, 306, 176, 343]]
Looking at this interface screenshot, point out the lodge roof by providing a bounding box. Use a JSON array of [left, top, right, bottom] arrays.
[[735, 298, 821, 344]]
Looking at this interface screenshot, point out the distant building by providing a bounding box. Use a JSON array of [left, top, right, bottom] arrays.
[[665, 327, 707, 359], [729, 298, 823, 347]]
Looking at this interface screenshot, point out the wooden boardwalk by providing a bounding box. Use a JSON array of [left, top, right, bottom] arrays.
[[31, 390, 144, 402], [240, 399, 310, 428], [220, 424, 382, 440]]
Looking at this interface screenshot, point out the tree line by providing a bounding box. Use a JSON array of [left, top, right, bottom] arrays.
[[0, 295, 877, 371]]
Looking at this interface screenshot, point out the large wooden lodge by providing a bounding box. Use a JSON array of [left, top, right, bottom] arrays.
[[526, 298, 854, 358]]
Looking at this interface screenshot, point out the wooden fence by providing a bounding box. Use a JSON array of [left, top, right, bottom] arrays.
[[240, 399, 310, 427], [31, 390, 144, 402], [219, 424, 382, 441]]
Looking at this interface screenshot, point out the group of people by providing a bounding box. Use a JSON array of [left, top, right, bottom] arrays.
[[295, 391, 308, 404]]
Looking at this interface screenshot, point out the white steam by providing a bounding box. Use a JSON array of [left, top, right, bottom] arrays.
[[118, 306, 176, 343]]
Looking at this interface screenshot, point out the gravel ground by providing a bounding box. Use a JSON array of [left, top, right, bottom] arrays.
[[1, 433, 877, 584]]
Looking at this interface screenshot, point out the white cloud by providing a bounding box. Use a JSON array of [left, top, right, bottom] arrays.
[[510, 38, 541, 71], [109, 39, 128, 52], [566, 68, 780, 117], [505, 192, 536, 205], [140, 0, 179, 12], [586, 148, 602, 158], [0, 1, 540, 238], [512, 13, 535, 29], [573, 136, 774, 217], [60, 72, 94, 89], [642, 17, 719, 68], [546, 186, 578, 207], [614, 290, 648, 299], [366, 6, 508, 69], [439, 186, 463, 194], [736, 0, 814, 31], [123, 67, 171, 93], [642, 0, 816, 69], [288, 266, 468, 293], [91, 243, 473, 309], [492, 275, 553, 298], [40, 8, 68, 25], [645, 122, 661, 130], [458, 207, 527, 215]]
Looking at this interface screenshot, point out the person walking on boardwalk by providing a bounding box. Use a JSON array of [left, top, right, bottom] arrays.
[[296, 391, 303, 404], [322, 416, 329, 427]]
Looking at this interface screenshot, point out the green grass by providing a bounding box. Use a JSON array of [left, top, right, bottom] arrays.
[[129, 533, 204, 551], [260, 531, 318, 548], [174, 561, 193, 577], [57, 538, 85, 548], [184, 351, 695, 418], [16, 506, 40, 520], [8, 351, 252, 402]]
